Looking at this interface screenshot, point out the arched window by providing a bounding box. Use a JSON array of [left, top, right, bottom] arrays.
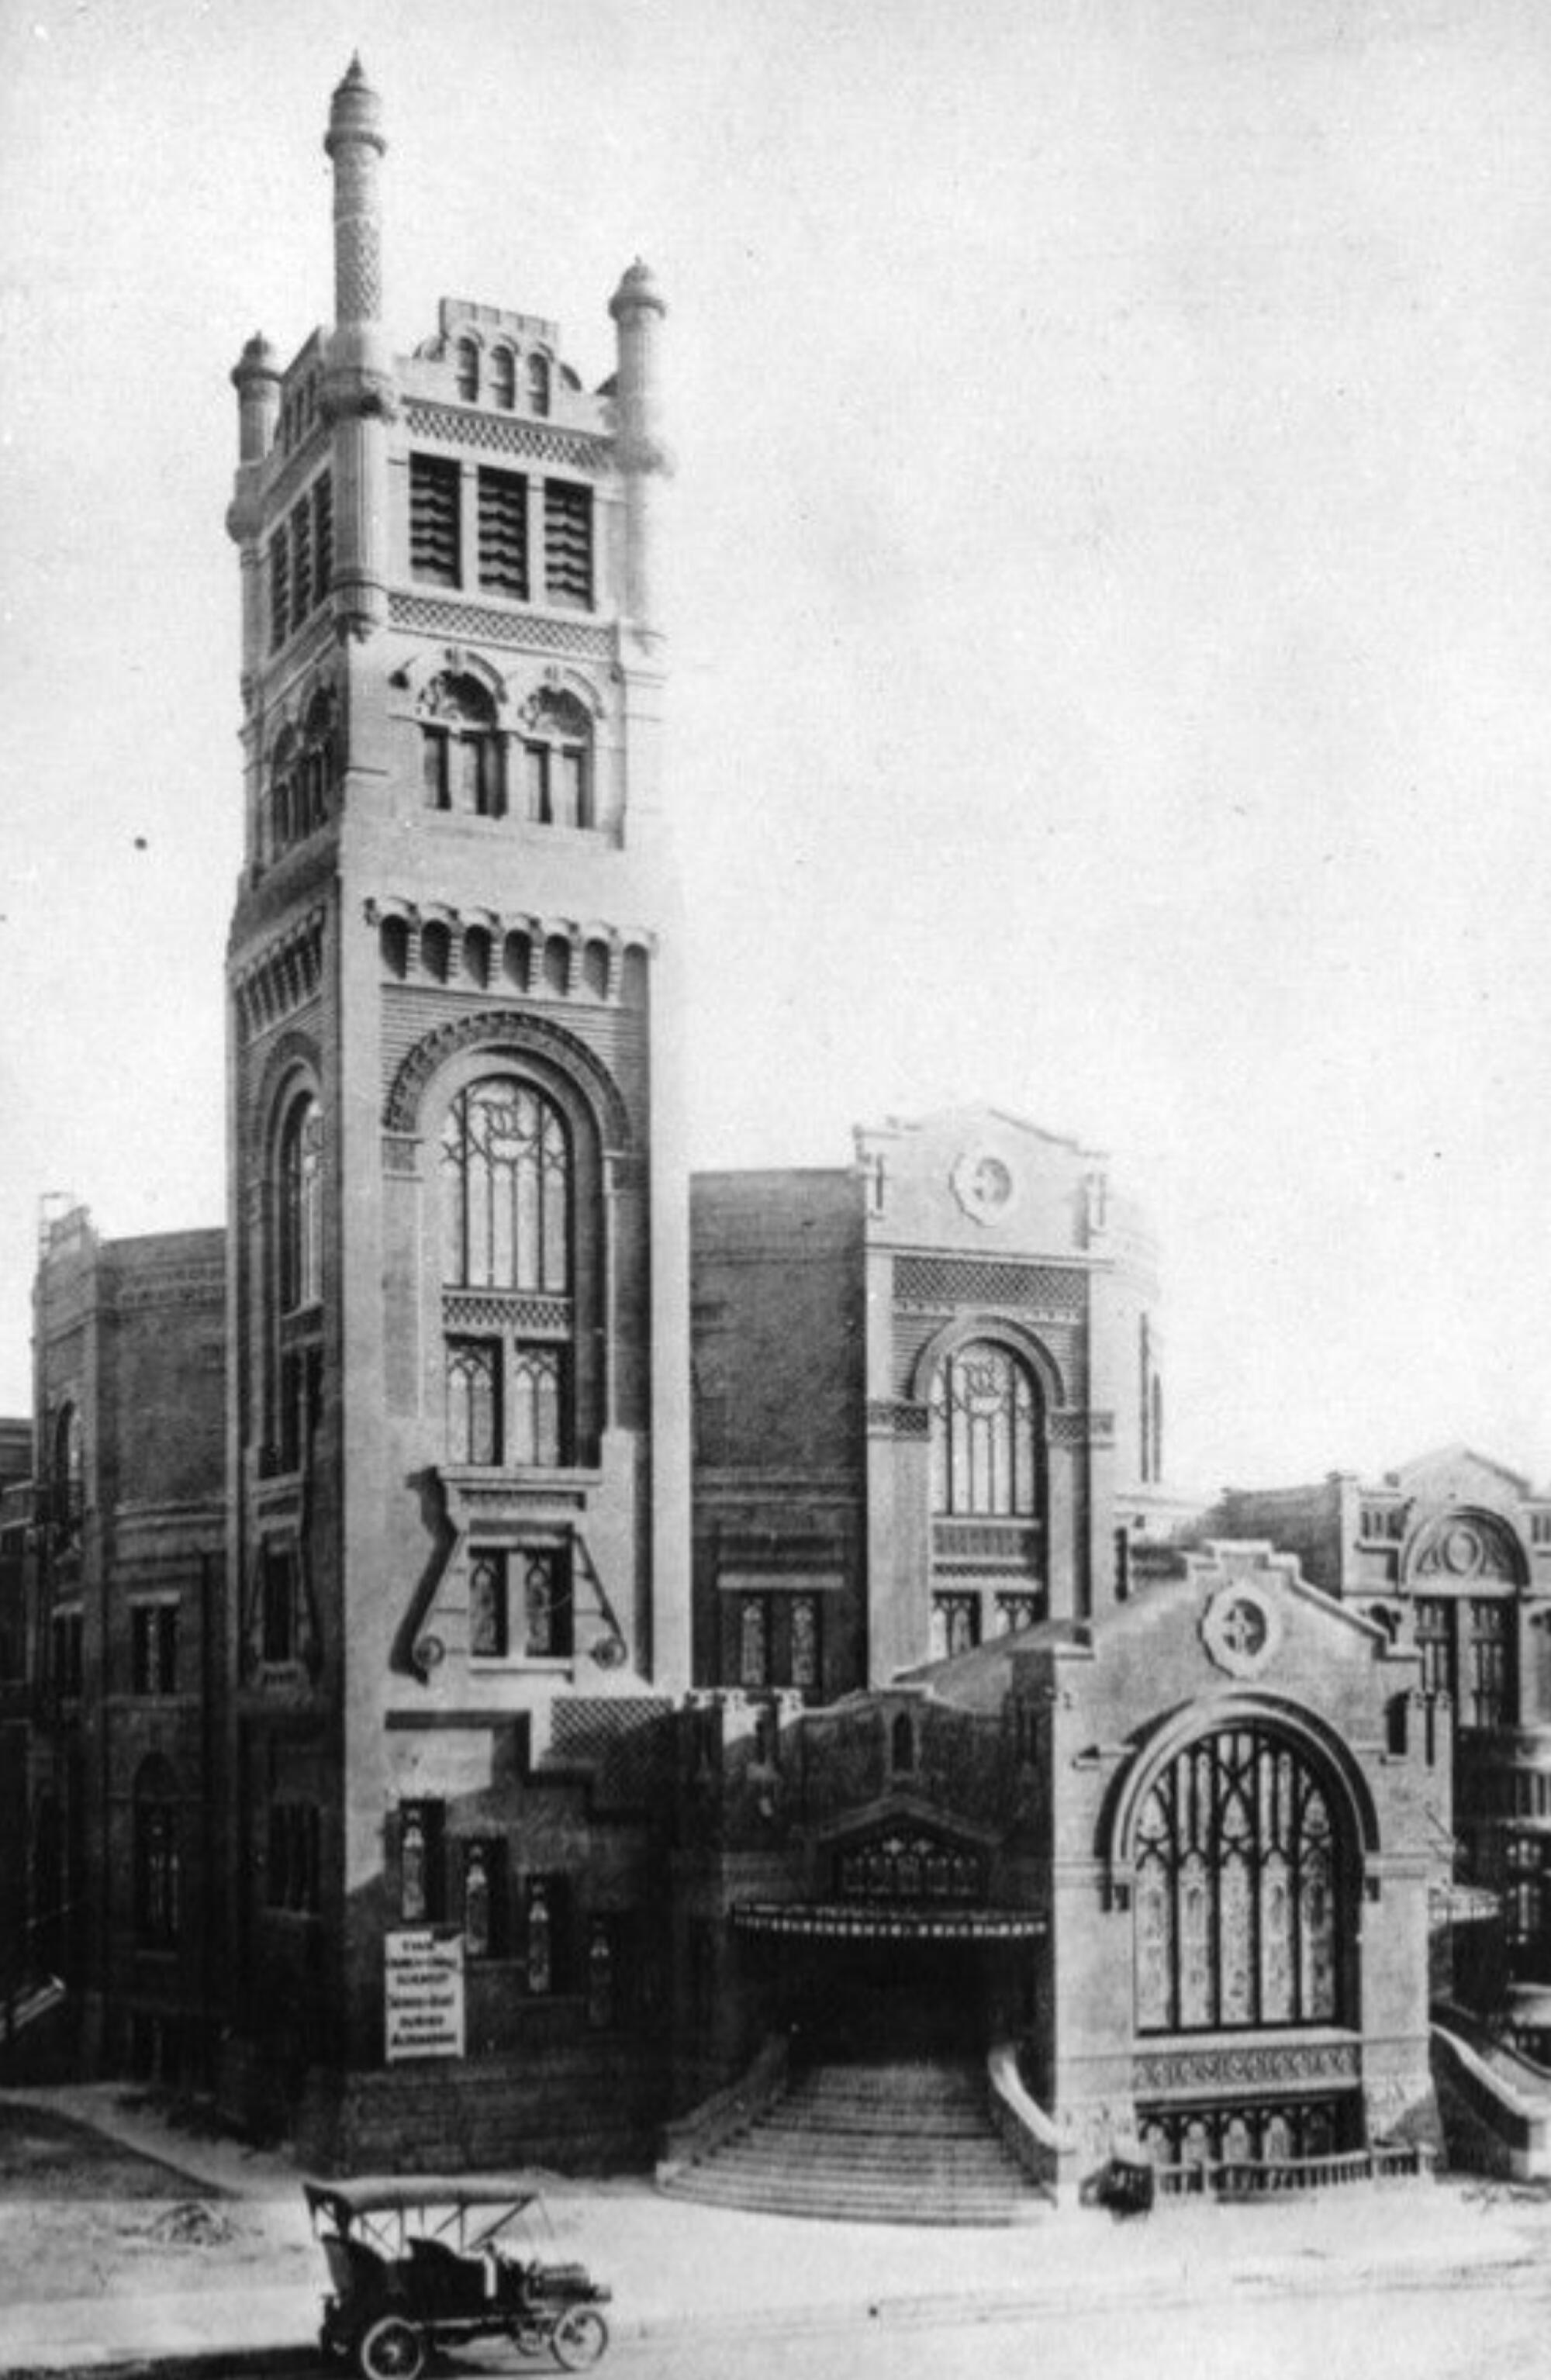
[[380, 916, 409, 979], [420, 672, 504, 817], [526, 351, 551, 416], [1133, 1725, 1345, 2035], [298, 688, 338, 837], [489, 347, 516, 410], [53, 1402, 83, 1540], [521, 689, 593, 829], [930, 1341, 1039, 1516], [455, 337, 479, 402], [133, 1757, 181, 1946], [442, 1080, 575, 1466], [278, 1093, 324, 1311], [440, 1079, 570, 1292], [268, 727, 299, 858]]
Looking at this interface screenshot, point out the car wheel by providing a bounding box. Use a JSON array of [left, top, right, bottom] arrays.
[[552, 2306, 609, 2370], [357, 2314, 427, 2380]]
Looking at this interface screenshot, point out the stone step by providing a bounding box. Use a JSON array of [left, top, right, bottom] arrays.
[[661, 2171, 1041, 2226], [776, 2106, 989, 2132], [660, 2056, 1044, 2226], [717, 2139, 1020, 2174]]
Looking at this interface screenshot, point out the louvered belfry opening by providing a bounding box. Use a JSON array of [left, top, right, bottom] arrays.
[[477, 466, 528, 598], [409, 452, 461, 585], [543, 478, 592, 607]]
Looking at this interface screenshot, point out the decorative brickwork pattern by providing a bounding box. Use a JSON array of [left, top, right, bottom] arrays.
[[892, 1311, 1084, 1410], [333, 153, 382, 320], [546, 1696, 675, 1806], [1048, 1409, 1114, 1446], [233, 909, 327, 1040], [866, 1400, 931, 1437], [444, 1290, 572, 1335], [932, 1520, 1040, 1565], [389, 590, 613, 658], [894, 1256, 1086, 1314], [404, 399, 607, 473], [1132, 2040, 1360, 2095], [383, 1006, 633, 1148]]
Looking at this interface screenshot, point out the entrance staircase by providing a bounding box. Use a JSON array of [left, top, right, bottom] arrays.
[[659, 2059, 1046, 2225]]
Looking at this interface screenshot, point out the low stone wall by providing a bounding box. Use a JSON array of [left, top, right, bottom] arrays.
[[292, 2043, 671, 2175]]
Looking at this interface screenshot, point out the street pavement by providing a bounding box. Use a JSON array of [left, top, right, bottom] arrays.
[[1, 2084, 1549, 2376]]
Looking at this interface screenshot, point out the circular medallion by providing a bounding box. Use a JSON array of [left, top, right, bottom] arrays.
[[1200, 1583, 1282, 1678], [1442, 1523, 1483, 1577], [951, 1148, 1016, 1225]]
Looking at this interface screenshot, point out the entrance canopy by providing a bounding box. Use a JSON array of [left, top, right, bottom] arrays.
[[732, 1900, 1044, 1943]]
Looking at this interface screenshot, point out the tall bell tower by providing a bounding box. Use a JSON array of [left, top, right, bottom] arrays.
[[223, 61, 687, 2142]]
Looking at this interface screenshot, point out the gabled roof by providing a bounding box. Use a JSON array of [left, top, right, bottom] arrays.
[[1385, 1444, 1534, 1498], [861, 1104, 1107, 1164]]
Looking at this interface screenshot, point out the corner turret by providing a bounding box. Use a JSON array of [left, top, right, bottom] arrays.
[[610, 259, 670, 628], [321, 56, 392, 637]]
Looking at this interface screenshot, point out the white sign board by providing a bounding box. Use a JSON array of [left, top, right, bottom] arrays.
[[385, 1929, 465, 2063]]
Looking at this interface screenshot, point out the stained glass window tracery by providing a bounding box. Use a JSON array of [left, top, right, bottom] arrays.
[[441, 1079, 570, 1292], [1134, 1725, 1344, 2035], [929, 1340, 1038, 1516], [279, 1093, 324, 1311]]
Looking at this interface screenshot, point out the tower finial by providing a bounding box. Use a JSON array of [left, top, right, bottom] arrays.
[[324, 56, 386, 328], [322, 63, 392, 639]]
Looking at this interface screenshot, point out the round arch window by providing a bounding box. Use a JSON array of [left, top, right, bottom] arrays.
[[1133, 1723, 1349, 2034], [929, 1340, 1039, 1517]]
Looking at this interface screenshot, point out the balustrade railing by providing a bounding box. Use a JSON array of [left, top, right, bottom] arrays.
[[1153, 2140, 1434, 2199]]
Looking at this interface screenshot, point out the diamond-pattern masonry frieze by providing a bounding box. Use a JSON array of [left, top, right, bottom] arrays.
[[1132, 2040, 1360, 2096], [402, 399, 609, 473], [389, 592, 613, 659]]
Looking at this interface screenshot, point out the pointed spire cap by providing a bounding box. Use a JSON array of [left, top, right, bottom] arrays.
[[326, 53, 385, 156], [610, 257, 666, 322]]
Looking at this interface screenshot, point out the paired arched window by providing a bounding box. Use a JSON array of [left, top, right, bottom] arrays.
[[278, 1093, 324, 1311], [420, 672, 504, 817], [521, 689, 593, 829], [267, 692, 338, 858], [1133, 1725, 1345, 2035], [527, 352, 551, 416], [930, 1341, 1039, 1516]]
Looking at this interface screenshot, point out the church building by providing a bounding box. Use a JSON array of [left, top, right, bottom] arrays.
[[8, 62, 1526, 2205]]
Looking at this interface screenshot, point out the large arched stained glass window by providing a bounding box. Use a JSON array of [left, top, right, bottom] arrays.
[[1133, 1725, 1343, 2035], [440, 1079, 570, 1292], [278, 1093, 324, 1311], [929, 1341, 1039, 1516]]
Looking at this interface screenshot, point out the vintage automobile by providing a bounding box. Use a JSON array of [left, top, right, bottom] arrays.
[[305, 2174, 613, 2377]]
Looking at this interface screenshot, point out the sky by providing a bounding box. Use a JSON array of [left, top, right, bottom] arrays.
[[2, 0, 1550, 1496]]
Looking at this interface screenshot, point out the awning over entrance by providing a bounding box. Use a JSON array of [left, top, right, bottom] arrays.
[[732, 1900, 1045, 1943]]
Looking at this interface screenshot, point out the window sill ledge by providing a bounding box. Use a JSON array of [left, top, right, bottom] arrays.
[[468, 1655, 576, 1677], [441, 1465, 602, 1491]]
